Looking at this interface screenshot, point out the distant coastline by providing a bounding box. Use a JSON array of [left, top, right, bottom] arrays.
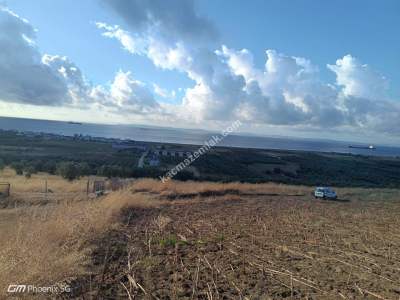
[[1, 127, 400, 188], [1, 116, 400, 157]]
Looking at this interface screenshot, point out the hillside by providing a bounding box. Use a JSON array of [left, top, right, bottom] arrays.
[[0, 169, 400, 299], [2, 129, 400, 188]]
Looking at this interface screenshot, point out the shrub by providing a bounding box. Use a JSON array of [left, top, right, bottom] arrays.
[[56, 162, 80, 181], [159, 235, 177, 247], [11, 162, 24, 175], [174, 170, 194, 181], [24, 165, 36, 175], [42, 160, 57, 174], [97, 165, 124, 178], [77, 162, 91, 176], [273, 167, 281, 174]]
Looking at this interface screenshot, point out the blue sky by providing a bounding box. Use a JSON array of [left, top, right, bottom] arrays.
[[1, 0, 400, 143], [9, 0, 400, 97], [199, 0, 400, 96], [9, 0, 193, 99]]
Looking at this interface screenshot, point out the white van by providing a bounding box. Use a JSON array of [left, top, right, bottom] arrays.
[[314, 187, 337, 199]]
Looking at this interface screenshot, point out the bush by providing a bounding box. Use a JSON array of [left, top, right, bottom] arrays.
[[56, 162, 80, 181], [24, 165, 36, 175], [11, 162, 24, 175], [273, 167, 281, 174], [77, 162, 91, 176], [97, 165, 124, 178], [42, 161, 57, 174], [174, 170, 194, 181]]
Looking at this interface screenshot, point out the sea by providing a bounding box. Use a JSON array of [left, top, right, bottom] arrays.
[[1, 116, 400, 157]]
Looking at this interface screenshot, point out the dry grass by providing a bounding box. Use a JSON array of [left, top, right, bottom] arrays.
[[81, 181, 400, 299], [1, 172, 400, 299], [131, 178, 308, 199], [0, 168, 88, 193], [0, 179, 161, 298]]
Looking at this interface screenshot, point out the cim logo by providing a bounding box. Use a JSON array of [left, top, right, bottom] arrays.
[[7, 284, 26, 293]]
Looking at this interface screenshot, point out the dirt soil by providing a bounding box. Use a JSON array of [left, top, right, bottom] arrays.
[[68, 190, 400, 299]]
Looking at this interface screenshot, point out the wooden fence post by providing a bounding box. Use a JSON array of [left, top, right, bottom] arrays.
[[45, 179, 48, 201]]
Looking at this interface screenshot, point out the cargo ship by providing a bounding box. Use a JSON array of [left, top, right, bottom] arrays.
[[348, 145, 376, 150]]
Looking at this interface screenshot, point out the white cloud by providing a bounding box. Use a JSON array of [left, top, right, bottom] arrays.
[[0, 6, 160, 116], [95, 22, 145, 54], [0, 6, 68, 105], [42, 54, 91, 107], [98, 2, 346, 127], [97, 5, 400, 135], [2, 3, 400, 138], [327, 54, 388, 99], [108, 70, 159, 112], [100, 0, 218, 45], [153, 83, 176, 99], [215, 46, 258, 83], [218, 46, 344, 126], [85, 71, 161, 115]]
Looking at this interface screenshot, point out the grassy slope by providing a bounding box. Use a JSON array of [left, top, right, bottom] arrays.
[[0, 131, 142, 171], [0, 169, 161, 298], [0, 170, 399, 298], [2, 129, 400, 187]]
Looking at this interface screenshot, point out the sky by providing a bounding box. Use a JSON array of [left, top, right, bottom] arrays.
[[0, 0, 400, 144]]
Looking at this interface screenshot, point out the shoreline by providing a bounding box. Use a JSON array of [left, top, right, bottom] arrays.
[[0, 126, 398, 159]]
